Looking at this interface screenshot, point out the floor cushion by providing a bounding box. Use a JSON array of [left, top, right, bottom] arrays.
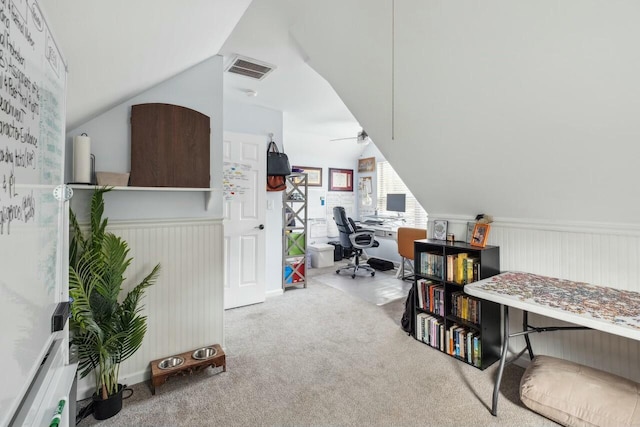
[[520, 355, 640, 426]]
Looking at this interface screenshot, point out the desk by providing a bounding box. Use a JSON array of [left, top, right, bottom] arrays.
[[360, 224, 398, 240], [465, 271, 640, 416], [355, 223, 400, 265]]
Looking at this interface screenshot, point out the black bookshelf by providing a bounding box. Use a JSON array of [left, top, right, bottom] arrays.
[[413, 239, 501, 370]]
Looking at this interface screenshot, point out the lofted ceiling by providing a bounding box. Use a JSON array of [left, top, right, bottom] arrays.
[[39, 0, 362, 140], [38, 0, 252, 130], [290, 0, 640, 224], [219, 0, 361, 139], [40, 0, 635, 224]]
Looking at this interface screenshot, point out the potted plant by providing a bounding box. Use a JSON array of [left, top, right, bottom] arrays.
[[69, 187, 160, 420]]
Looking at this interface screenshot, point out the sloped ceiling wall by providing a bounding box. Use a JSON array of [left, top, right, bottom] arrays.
[[39, 0, 252, 130], [292, 0, 640, 224]]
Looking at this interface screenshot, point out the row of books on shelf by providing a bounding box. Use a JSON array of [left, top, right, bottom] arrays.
[[451, 291, 482, 324], [417, 279, 444, 315], [418, 252, 481, 284], [417, 279, 482, 325], [446, 253, 480, 285], [416, 313, 482, 367], [418, 253, 443, 278]]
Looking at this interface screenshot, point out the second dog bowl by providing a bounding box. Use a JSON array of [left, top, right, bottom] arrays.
[[192, 347, 217, 360]]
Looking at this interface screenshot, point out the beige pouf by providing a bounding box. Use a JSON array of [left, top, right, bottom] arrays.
[[520, 355, 640, 426]]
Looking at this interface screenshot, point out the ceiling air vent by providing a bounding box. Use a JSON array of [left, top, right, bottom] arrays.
[[225, 56, 276, 80]]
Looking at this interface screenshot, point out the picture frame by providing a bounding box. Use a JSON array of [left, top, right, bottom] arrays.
[[433, 220, 448, 240], [358, 176, 373, 207], [466, 221, 476, 244], [470, 223, 491, 248], [358, 157, 376, 173], [329, 168, 353, 191], [292, 166, 322, 187]]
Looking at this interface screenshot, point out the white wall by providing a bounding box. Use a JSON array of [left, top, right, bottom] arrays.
[[67, 56, 226, 398], [67, 56, 224, 220], [285, 129, 368, 243]]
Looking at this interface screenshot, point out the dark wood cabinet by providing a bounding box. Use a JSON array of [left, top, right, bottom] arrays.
[[130, 103, 210, 188], [413, 239, 501, 369]]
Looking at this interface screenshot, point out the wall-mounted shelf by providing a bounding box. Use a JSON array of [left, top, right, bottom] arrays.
[[68, 185, 219, 210]]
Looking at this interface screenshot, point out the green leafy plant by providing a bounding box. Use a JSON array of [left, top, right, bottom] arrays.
[[69, 187, 160, 399]]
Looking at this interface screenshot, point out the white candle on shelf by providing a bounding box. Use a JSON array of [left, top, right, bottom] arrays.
[[73, 134, 91, 183]]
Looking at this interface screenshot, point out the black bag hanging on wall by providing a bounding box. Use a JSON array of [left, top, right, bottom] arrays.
[[267, 140, 291, 176]]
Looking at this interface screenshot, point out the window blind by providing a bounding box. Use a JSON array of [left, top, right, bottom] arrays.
[[376, 161, 428, 228]]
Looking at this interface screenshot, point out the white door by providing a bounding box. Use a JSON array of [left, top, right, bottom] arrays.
[[223, 132, 267, 309]]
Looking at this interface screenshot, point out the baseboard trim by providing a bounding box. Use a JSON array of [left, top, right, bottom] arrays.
[[266, 288, 284, 298]]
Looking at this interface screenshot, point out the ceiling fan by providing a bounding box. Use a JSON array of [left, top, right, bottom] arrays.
[[330, 129, 371, 145]]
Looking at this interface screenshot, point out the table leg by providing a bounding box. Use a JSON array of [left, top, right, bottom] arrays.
[[492, 305, 509, 416], [522, 310, 535, 360]]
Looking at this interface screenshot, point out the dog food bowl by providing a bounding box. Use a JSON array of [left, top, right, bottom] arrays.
[[192, 347, 217, 360], [157, 356, 184, 370]]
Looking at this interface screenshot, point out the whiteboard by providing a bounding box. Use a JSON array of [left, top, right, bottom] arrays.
[[307, 188, 326, 219], [325, 192, 355, 238], [0, 0, 67, 425]]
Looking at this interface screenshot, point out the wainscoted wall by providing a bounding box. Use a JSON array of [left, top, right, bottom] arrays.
[[76, 218, 224, 398], [430, 216, 640, 382]]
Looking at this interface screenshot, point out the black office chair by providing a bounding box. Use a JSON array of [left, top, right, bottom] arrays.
[[333, 206, 379, 278]]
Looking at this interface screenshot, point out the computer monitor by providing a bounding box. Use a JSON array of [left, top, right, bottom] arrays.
[[386, 193, 406, 213]]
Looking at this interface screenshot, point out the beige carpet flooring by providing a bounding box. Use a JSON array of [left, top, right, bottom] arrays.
[[77, 275, 555, 426]]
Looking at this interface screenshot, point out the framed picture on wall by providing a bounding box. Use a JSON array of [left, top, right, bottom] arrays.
[[292, 166, 322, 187], [470, 223, 491, 247], [329, 168, 354, 191], [358, 157, 376, 173], [358, 176, 373, 207]]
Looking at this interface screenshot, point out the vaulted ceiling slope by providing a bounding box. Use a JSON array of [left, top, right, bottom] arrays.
[[218, 0, 361, 139], [39, 0, 252, 130], [292, 0, 640, 224]]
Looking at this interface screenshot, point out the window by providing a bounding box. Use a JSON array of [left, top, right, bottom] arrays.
[[376, 161, 428, 228]]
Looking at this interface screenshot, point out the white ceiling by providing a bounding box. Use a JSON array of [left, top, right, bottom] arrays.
[[39, 0, 362, 140], [37, 0, 640, 223], [219, 0, 361, 139]]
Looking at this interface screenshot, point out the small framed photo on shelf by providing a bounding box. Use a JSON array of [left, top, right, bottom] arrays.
[[433, 220, 448, 240], [329, 168, 353, 191], [470, 223, 491, 247], [358, 157, 376, 173], [292, 166, 322, 187], [466, 221, 476, 244]]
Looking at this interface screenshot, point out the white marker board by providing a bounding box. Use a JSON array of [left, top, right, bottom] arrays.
[[0, 0, 67, 425], [325, 192, 355, 238]]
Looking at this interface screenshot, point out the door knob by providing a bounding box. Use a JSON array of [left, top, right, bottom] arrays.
[[255, 224, 265, 230]]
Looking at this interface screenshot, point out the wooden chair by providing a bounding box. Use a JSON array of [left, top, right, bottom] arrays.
[[397, 227, 427, 281]]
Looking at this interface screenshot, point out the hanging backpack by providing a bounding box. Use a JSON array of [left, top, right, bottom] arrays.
[[400, 284, 416, 336]]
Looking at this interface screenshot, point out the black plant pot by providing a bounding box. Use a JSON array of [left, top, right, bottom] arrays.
[[92, 384, 124, 420]]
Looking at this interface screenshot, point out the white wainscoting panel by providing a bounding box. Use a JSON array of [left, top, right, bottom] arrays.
[[76, 218, 224, 398], [429, 216, 640, 381]]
